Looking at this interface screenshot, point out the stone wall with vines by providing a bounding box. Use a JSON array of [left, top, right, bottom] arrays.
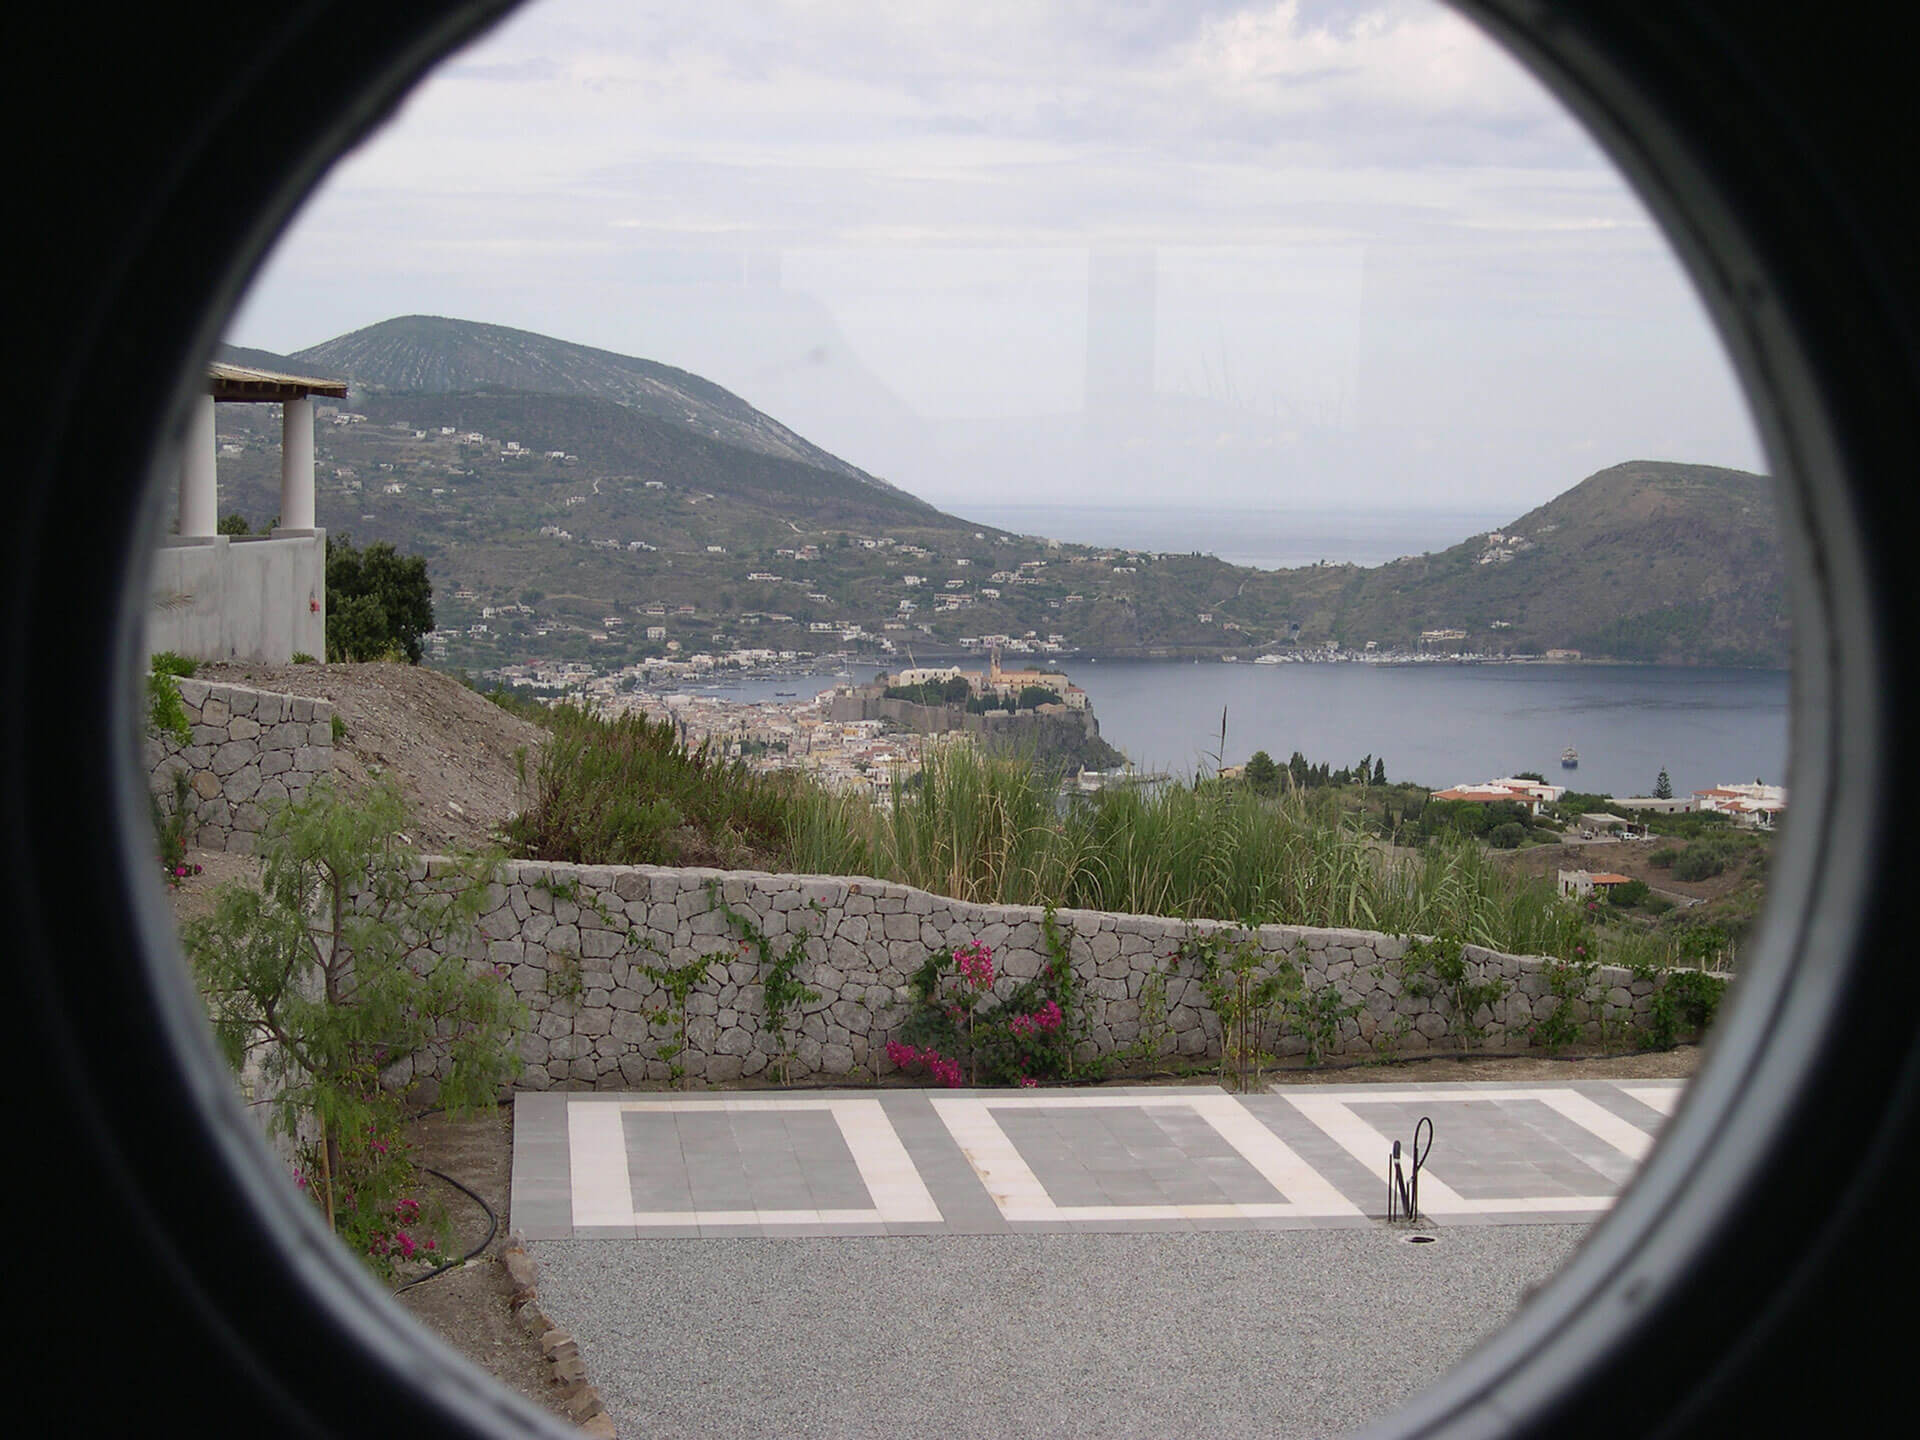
[[410, 860, 1716, 1089]]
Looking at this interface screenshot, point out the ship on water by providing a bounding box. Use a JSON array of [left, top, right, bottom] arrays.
[[1562, 745, 1580, 769]]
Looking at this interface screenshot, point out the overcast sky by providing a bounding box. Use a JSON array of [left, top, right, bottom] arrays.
[[228, 0, 1764, 512]]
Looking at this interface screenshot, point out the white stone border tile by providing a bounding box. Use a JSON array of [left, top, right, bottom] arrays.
[[567, 1097, 942, 1228], [1620, 1083, 1683, 1116], [929, 1092, 1363, 1223]]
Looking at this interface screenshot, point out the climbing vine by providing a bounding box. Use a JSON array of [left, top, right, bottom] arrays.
[[1176, 928, 1301, 1089], [713, 887, 823, 1083], [1399, 934, 1509, 1048], [638, 949, 715, 1090]]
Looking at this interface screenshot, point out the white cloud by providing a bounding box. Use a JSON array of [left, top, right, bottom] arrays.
[[228, 0, 1762, 508]]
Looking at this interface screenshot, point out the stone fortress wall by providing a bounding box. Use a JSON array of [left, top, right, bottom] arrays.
[[147, 677, 335, 853]]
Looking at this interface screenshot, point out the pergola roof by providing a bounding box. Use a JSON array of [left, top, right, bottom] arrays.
[[208, 361, 347, 403]]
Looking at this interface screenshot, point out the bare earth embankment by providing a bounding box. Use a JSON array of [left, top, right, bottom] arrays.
[[195, 660, 544, 853]]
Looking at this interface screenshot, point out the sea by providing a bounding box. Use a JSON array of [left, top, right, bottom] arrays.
[[688, 661, 1789, 800], [674, 504, 1794, 799]]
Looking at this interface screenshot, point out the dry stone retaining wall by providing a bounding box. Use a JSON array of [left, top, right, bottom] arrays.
[[147, 677, 334, 853], [413, 860, 1671, 1090]]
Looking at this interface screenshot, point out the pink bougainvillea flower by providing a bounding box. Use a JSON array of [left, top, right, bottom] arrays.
[[952, 940, 995, 992]]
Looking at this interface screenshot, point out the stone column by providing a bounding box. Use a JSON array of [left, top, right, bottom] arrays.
[[279, 394, 315, 531], [178, 393, 218, 537]]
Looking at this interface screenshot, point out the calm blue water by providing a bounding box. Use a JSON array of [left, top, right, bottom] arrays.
[[687, 658, 1788, 799], [1061, 660, 1789, 798], [666, 665, 887, 703], [945, 504, 1517, 571]]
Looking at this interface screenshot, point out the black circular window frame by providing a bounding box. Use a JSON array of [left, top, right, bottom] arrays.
[[8, 4, 1916, 1435]]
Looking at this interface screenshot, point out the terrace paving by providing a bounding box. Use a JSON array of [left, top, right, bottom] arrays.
[[521, 1081, 1681, 1436], [513, 1080, 1680, 1239]]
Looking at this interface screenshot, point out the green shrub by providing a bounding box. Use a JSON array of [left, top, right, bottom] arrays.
[[1643, 968, 1728, 1047], [1608, 878, 1652, 908], [1649, 846, 1678, 869], [1672, 848, 1728, 882], [1489, 821, 1526, 849], [505, 703, 799, 868], [148, 672, 192, 746], [1399, 932, 1509, 1047], [180, 779, 522, 1276]]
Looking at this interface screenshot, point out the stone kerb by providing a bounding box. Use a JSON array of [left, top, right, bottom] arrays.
[[147, 677, 334, 853], [403, 860, 1672, 1091]]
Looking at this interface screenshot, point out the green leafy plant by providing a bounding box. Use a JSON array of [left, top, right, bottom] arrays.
[[1532, 950, 1600, 1053], [1369, 1014, 1414, 1064], [1400, 933, 1510, 1048], [148, 668, 193, 746], [1177, 928, 1300, 1089], [330, 714, 348, 743], [151, 769, 200, 885], [891, 923, 1077, 1087], [1122, 962, 1174, 1071], [545, 950, 584, 1005], [180, 778, 523, 1278], [639, 950, 716, 1089], [1290, 982, 1362, 1067], [1635, 964, 1729, 1048], [291, 651, 318, 665], [1608, 878, 1652, 908], [713, 888, 822, 1083]]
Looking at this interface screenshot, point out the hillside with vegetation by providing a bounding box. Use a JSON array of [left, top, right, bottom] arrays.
[[207, 319, 1787, 671], [290, 314, 899, 489], [1327, 461, 1787, 666]]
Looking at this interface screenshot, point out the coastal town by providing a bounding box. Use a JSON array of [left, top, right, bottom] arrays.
[[477, 647, 1099, 802]]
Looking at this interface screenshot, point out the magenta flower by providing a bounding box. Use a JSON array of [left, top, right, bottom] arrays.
[[953, 940, 995, 993]]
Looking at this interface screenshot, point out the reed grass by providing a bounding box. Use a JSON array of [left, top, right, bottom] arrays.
[[511, 711, 1587, 960], [787, 747, 1585, 959]]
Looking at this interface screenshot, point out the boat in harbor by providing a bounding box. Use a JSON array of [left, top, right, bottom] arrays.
[[1562, 745, 1580, 769]]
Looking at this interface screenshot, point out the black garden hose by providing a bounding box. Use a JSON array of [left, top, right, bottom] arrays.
[[394, 1164, 498, 1294]]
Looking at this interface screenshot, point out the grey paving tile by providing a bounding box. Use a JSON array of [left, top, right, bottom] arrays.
[[518, 1079, 1654, 1242]]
